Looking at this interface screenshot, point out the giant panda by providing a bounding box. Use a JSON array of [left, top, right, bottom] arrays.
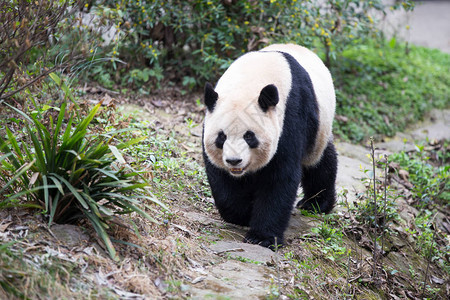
[[202, 44, 337, 249]]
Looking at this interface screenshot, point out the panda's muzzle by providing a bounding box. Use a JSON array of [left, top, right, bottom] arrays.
[[225, 158, 247, 175], [230, 167, 244, 175], [226, 158, 242, 166]]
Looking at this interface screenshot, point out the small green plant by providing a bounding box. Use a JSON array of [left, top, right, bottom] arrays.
[[0, 74, 167, 261], [355, 160, 399, 228], [311, 215, 346, 261], [390, 146, 449, 208]]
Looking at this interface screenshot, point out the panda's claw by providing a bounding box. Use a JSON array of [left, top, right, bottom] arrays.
[[244, 232, 283, 251]]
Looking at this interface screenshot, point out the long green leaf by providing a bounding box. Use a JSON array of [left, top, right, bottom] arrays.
[[42, 175, 49, 212], [139, 194, 169, 211], [116, 136, 147, 150], [5, 127, 25, 164], [47, 176, 64, 194], [27, 125, 47, 174], [61, 114, 74, 144], [92, 168, 119, 181], [5, 184, 56, 201], [3, 102, 33, 123], [74, 102, 101, 134], [117, 183, 148, 192], [108, 145, 126, 164], [116, 199, 157, 224], [83, 210, 119, 262], [50, 173, 89, 210], [82, 191, 103, 219], [110, 238, 143, 249], [32, 116, 52, 172], [48, 72, 61, 85], [0, 152, 13, 163], [96, 180, 132, 187], [53, 102, 67, 157], [49, 192, 61, 225]]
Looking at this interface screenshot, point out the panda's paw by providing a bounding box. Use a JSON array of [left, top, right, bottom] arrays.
[[244, 231, 283, 251]]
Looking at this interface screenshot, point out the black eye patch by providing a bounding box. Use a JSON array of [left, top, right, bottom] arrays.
[[243, 131, 259, 148], [215, 131, 227, 149]]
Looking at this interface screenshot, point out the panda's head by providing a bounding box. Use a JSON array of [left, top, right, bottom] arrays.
[[203, 82, 282, 177]]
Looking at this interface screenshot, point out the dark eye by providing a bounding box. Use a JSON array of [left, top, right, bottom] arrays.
[[244, 131, 259, 148], [215, 131, 227, 149]]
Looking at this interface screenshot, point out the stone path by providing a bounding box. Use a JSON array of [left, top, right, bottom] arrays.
[[188, 109, 450, 299]]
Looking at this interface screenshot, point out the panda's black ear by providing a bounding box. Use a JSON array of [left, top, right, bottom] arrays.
[[258, 84, 279, 112], [204, 82, 218, 112]]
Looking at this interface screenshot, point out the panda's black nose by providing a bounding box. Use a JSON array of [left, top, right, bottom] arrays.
[[226, 158, 242, 166]]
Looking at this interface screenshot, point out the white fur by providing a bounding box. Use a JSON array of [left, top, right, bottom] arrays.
[[262, 44, 336, 166], [203, 44, 335, 176]]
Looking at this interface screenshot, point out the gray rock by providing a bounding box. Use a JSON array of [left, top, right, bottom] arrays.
[[209, 241, 280, 265]]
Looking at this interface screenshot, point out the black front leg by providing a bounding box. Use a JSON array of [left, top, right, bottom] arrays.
[[206, 162, 253, 226], [244, 174, 300, 250]]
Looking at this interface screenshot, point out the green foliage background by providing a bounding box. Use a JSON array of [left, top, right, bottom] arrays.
[[86, 0, 414, 90]]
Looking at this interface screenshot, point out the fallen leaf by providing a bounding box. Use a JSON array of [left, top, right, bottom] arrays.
[[0, 222, 12, 232], [398, 169, 409, 181], [430, 275, 445, 285], [192, 276, 206, 284]]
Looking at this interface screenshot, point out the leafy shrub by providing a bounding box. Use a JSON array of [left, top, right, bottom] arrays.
[[333, 41, 450, 142], [0, 74, 166, 261], [85, 0, 413, 90]]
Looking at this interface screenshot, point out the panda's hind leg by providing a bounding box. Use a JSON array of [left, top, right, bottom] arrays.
[[297, 141, 337, 214]]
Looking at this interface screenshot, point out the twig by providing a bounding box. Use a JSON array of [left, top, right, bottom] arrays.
[[370, 138, 378, 283], [421, 226, 436, 298], [381, 154, 388, 265]]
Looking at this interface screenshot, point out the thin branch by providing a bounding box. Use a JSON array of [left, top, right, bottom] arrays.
[[0, 65, 61, 100]]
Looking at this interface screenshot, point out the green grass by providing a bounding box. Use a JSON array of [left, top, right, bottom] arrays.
[[117, 116, 211, 205], [332, 40, 450, 142]]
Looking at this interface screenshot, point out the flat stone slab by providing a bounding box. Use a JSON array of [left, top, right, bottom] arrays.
[[51, 224, 90, 248], [189, 260, 273, 300], [209, 241, 280, 264]]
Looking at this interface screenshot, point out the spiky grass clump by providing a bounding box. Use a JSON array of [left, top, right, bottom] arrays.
[[0, 75, 166, 261]]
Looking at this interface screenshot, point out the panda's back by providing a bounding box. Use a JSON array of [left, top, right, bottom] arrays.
[[262, 44, 336, 166]]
